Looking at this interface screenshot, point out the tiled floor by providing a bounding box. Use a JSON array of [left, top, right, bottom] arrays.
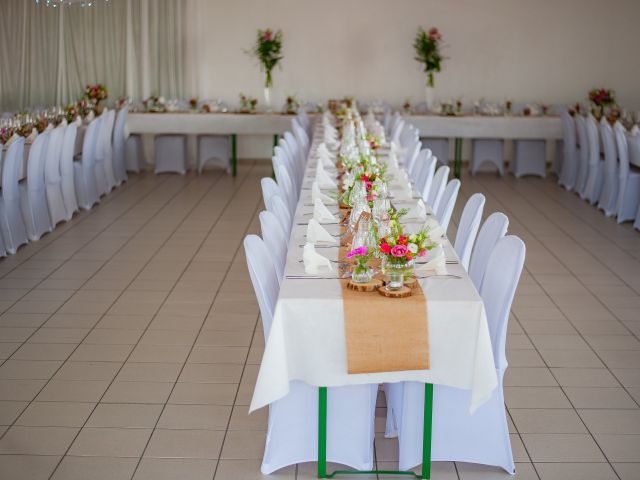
[[0, 162, 638, 480]]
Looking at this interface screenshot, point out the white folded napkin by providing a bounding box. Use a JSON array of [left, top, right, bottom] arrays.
[[315, 163, 337, 189], [405, 199, 427, 221], [312, 181, 337, 205], [424, 217, 445, 239], [317, 142, 335, 159], [4, 133, 19, 148], [303, 242, 334, 274], [319, 153, 336, 170], [306, 218, 338, 245], [415, 247, 447, 275], [392, 189, 413, 201], [313, 198, 338, 224]]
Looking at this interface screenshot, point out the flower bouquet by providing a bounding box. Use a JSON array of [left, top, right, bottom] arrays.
[[189, 97, 198, 111], [285, 95, 299, 114], [248, 28, 283, 110], [239, 93, 258, 113], [0, 127, 14, 144], [84, 83, 108, 115], [64, 103, 78, 123], [588, 88, 615, 118], [414, 27, 444, 88], [143, 96, 167, 113], [346, 246, 374, 283]]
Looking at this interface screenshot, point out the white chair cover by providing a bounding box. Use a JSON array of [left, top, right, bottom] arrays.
[[511, 139, 546, 178], [261, 177, 284, 211], [97, 109, 117, 194], [420, 138, 449, 166], [574, 115, 590, 198], [613, 125, 640, 223], [267, 194, 292, 236], [154, 134, 188, 174], [112, 106, 129, 185], [597, 119, 618, 216], [427, 165, 449, 213], [259, 210, 288, 284], [404, 141, 422, 175], [44, 124, 67, 226], [419, 155, 437, 204], [454, 193, 486, 270], [73, 117, 101, 210], [197, 135, 231, 173], [0, 137, 29, 254], [125, 134, 145, 172], [274, 162, 297, 215], [559, 111, 578, 190], [20, 131, 53, 241], [385, 235, 525, 474], [60, 122, 79, 219], [91, 113, 109, 195], [409, 149, 429, 184], [468, 212, 509, 291], [470, 139, 504, 175], [584, 115, 604, 204], [292, 119, 310, 156], [552, 139, 563, 178], [243, 235, 377, 475], [435, 179, 460, 233], [0, 149, 6, 257]]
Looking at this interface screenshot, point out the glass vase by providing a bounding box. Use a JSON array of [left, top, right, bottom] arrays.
[[383, 258, 415, 291], [425, 85, 435, 112], [352, 258, 373, 284], [263, 86, 272, 112]]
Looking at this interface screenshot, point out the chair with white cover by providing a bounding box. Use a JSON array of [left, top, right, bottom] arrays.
[[125, 134, 145, 172], [292, 119, 310, 156], [613, 126, 640, 223], [267, 194, 293, 236], [584, 114, 604, 204], [435, 179, 461, 233], [96, 109, 117, 194], [427, 165, 450, 212], [384, 235, 525, 474], [275, 145, 302, 192], [597, 119, 618, 216], [416, 153, 436, 200], [154, 134, 188, 174], [112, 106, 129, 185], [261, 177, 284, 211], [90, 114, 108, 196], [20, 131, 53, 241], [73, 117, 101, 210], [44, 124, 67, 227], [404, 140, 422, 175], [273, 160, 297, 215], [197, 135, 231, 174], [60, 122, 79, 219], [453, 193, 485, 270], [468, 212, 509, 290], [259, 210, 288, 284], [389, 117, 404, 146], [243, 234, 377, 475], [0, 149, 6, 257], [574, 115, 590, 198], [559, 111, 578, 190], [470, 139, 504, 176], [511, 139, 546, 178], [0, 137, 29, 253], [420, 138, 449, 166]]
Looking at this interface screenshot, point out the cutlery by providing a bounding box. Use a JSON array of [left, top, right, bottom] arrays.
[[297, 244, 339, 248], [415, 274, 462, 279]]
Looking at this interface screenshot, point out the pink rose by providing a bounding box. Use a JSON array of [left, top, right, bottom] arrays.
[[391, 244, 408, 258], [263, 30, 272, 41]]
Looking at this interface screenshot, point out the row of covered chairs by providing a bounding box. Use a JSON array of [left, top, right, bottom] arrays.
[[244, 113, 526, 474], [559, 112, 640, 229], [0, 107, 130, 256]]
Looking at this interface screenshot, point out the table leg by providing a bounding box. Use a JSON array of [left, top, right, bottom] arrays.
[[454, 138, 463, 179], [421, 383, 433, 480], [231, 134, 237, 177], [272, 135, 279, 178], [318, 387, 328, 479]]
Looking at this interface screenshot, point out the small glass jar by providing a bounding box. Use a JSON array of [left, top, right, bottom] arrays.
[[383, 257, 415, 291], [352, 257, 373, 283]]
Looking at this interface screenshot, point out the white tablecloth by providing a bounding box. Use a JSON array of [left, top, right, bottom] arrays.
[[249, 124, 498, 414]]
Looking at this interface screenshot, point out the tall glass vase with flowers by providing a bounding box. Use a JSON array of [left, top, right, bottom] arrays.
[[588, 88, 615, 119], [414, 27, 445, 111], [247, 28, 283, 112]]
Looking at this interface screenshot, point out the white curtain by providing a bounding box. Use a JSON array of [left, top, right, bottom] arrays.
[[0, 0, 188, 112]]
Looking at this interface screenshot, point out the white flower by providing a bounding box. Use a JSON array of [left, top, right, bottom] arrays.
[[408, 243, 418, 254]]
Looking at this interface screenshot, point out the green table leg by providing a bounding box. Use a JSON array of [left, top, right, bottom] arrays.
[[318, 387, 328, 479], [454, 138, 463, 179], [231, 134, 237, 177], [421, 383, 433, 480]]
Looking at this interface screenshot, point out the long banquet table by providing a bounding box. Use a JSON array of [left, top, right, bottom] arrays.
[[250, 119, 499, 478]]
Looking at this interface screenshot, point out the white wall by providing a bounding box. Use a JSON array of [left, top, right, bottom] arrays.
[[189, 0, 640, 109]]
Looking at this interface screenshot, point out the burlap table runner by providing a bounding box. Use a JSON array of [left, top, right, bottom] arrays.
[[339, 224, 430, 374]]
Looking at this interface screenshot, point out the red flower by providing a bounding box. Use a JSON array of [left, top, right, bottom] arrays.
[[263, 29, 272, 41], [380, 242, 391, 254], [406, 254, 413, 261], [397, 235, 408, 245]]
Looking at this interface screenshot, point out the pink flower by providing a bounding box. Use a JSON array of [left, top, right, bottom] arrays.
[[346, 246, 368, 259], [391, 244, 408, 258], [263, 29, 272, 41], [379, 242, 391, 254], [428, 27, 442, 41], [417, 249, 427, 257]]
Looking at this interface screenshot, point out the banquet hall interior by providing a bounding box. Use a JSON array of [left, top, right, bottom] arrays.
[[0, 0, 639, 479]]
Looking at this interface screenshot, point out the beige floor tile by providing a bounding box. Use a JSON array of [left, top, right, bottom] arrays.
[[0, 360, 62, 380], [69, 344, 134, 362], [0, 454, 61, 480], [54, 361, 121, 381], [594, 434, 640, 462], [96, 314, 153, 330], [216, 459, 295, 479], [51, 456, 139, 480], [36, 380, 110, 402], [0, 425, 79, 455], [102, 381, 173, 404], [563, 387, 638, 409], [613, 463, 640, 480], [534, 462, 617, 480], [188, 346, 249, 364], [506, 350, 546, 367], [16, 402, 94, 427], [509, 409, 587, 434], [578, 409, 640, 434], [538, 349, 605, 368], [0, 379, 47, 401], [11, 343, 76, 361], [128, 344, 191, 363], [196, 330, 253, 347], [157, 404, 231, 430], [178, 363, 244, 383], [144, 428, 224, 459], [28, 328, 89, 344], [456, 462, 537, 479], [138, 329, 198, 346], [68, 427, 152, 457], [521, 433, 605, 462], [168, 382, 238, 405], [0, 327, 36, 342], [375, 461, 458, 480], [116, 362, 182, 383], [550, 368, 620, 387], [86, 403, 163, 428], [504, 368, 558, 387], [228, 405, 266, 431], [598, 350, 640, 369], [504, 387, 571, 409], [83, 328, 144, 345], [220, 430, 266, 459], [133, 458, 217, 480]]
